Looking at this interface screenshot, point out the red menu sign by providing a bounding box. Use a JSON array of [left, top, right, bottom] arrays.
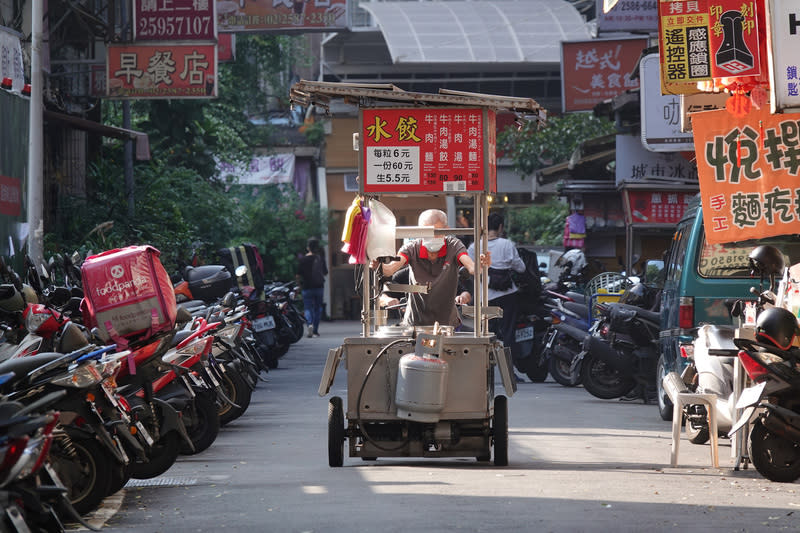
[[133, 0, 216, 41], [107, 43, 217, 99], [626, 190, 693, 224], [360, 108, 495, 194], [561, 38, 647, 112]]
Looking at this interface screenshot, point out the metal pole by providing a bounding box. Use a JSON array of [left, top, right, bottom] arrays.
[[123, 101, 134, 217], [26, 0, 44, 266], [121, 0, 134, 217]]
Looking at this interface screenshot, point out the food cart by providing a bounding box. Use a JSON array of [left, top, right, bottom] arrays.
[[290, 81, 545, 466]]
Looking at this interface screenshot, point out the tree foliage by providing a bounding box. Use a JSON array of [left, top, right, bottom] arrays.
[[47, 34, 320, 280], [505, 199, 568, 247], [499, 113, 616, 176]]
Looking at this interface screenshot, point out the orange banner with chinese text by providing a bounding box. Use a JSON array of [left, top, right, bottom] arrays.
[[692, 106, 800, 244]]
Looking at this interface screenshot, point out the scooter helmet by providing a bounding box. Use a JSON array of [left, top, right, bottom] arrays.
[[748, 245, 785, 278], [755, 307, 800, 350], [621, 283, 647, 307]]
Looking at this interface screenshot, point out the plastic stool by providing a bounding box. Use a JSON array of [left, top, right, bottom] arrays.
[[662, 372, 719, 468]]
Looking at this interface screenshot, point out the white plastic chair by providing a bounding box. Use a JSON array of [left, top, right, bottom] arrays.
[[662, 371, 719, 468]]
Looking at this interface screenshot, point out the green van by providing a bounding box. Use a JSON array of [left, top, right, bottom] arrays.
[[656, 198, 800, 420]]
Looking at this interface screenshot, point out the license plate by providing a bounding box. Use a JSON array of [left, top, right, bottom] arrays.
[[252, 315, 275, 332], [515, 326, 534, 343], [736, 381, 766, 409]]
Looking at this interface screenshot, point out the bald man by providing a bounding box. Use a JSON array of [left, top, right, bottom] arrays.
[[373, 209, 490, 327]]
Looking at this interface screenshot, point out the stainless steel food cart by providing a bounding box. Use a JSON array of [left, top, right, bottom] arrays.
[[290, 82, 545, 466]]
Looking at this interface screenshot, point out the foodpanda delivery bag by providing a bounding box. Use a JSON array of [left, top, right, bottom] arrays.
[[80, 245, 177, 345]]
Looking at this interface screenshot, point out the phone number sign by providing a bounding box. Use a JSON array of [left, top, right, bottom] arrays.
[[360, 107, 495, 194], [134, 0, 215, 41]]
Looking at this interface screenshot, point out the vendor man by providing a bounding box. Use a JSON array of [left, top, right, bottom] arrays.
[[371, 209, 490, 327]]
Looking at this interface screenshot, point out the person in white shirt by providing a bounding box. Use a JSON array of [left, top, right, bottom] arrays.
[[468, 213, 526, 353]]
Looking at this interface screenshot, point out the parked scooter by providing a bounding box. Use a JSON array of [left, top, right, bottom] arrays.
[[580, 282, 662, 401], [730, 306, 800, 482]]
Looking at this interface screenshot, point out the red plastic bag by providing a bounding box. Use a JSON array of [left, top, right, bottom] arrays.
[[81, 245, 177, 345]]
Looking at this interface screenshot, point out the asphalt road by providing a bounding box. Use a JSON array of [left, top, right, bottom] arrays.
[[90, 320, 800, 532]]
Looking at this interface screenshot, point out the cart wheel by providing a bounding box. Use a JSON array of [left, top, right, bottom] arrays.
[[328, 396, 345, 467], [493, 395, 508, 467]]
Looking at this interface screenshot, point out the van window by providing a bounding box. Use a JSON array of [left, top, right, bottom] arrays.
[[666, 225, 689, 283], [697, 232, 800, 278]]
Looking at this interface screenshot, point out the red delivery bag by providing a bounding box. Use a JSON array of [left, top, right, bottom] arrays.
[[81, 245, 177, 345]]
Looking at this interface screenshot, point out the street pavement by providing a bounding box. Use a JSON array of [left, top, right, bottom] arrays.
[[91, 320, 800, 532]]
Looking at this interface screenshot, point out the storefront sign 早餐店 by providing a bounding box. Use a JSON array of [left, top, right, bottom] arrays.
[[692, 106, 800, 244], [106, 43, 217, 99]]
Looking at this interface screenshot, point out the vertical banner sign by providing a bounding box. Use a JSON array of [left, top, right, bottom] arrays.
[[107, 43, 217, 99], [560, 38, 647, 113], [658, 0, 712, 93], [692, 107, 800, 244], [134, 0, 216, 40], [640, 53, 696, 151], [767, 0, 800, 113], [217, 0, 348, 32], [360, 107, 495, 194], [708, 0, 761, 78]]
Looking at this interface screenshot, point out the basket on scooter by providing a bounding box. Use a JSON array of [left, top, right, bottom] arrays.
[[584, 272, 631, 320]]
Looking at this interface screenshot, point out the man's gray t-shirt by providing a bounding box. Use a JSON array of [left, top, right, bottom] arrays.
[[398, 236, 467, 327]]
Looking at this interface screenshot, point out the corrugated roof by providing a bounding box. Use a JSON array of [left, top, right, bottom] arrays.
[[360, 0, 591, 64]]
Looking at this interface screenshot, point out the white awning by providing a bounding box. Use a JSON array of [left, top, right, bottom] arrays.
[[360, 0, 591, 64]]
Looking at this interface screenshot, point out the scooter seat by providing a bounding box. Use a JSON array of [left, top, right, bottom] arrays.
[[563, 301, 589, 319], [565, 291, 586, 304], [0, 353, 66, 383]]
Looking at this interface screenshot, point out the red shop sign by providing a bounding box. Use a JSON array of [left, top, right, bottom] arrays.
[[133, 0, 216, 41], [0, 175, 22, 217], [626, 190, 693, 224], [106, 43, 217, 99], [360, 107, 496, 194]]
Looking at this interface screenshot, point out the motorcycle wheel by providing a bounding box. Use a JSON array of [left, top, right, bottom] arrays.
[[656, 355, 674, 421], [581, 354, 636, 400], [48, 434, 113, 515], [525, 357, 549, 383], [127, 431, 181, 480], [181, 391, 221, 455], [685, 416, 710, 445], [218, 363, 253, 426], [549, 353, 577, 387], [749, 419, 800, 483], [108, 462, 132, 495]]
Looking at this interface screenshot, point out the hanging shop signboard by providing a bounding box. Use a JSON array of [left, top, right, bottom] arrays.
[[692, 106, 800, 244], [133, 0, 216, 41], [679, 91, 729, 131], [657, 0, 763, 94], [359, 107, 496, 195], [640, 53, 696, 151], [560, 37, 646, 113], [217, 0, 347, 33], [766, 0, 800, 113], [106, 43, 217, 99], [625, 189, 694, 224], [595, 0, 659, 33], [615, 134, 697, 186]]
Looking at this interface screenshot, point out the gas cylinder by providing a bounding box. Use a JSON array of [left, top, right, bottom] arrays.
[[395, 353, 449, 422]]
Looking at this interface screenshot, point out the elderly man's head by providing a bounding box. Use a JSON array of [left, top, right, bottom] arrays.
[[419, 209, 447, 228]]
